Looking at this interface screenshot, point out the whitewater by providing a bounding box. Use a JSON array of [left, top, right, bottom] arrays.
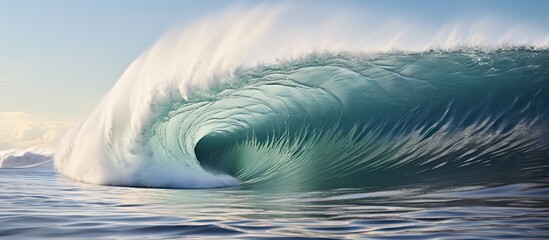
[[52, 7, 549, 190]]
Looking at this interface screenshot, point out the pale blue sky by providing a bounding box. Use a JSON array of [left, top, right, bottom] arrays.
[[0, 0, 547, 121]]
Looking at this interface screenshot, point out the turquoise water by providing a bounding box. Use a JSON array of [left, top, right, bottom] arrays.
[[1, 164, 548, 239]]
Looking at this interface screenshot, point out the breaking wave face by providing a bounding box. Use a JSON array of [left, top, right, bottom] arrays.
[[55, 7, 549, 190]]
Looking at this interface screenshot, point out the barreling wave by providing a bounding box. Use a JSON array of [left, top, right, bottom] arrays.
[[55, 7, 549, 190]]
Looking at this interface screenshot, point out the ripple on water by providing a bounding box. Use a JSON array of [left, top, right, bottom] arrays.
[[0, 167, 548, 239]]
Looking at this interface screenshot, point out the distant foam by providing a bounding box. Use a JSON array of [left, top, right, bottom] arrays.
[[0, 149, 53, 168]]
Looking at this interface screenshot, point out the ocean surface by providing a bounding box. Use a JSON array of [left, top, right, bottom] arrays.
[[1, 164, 548, 239]]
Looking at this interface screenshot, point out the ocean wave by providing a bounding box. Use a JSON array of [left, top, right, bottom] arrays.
[[55, 7, 549, 189]]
